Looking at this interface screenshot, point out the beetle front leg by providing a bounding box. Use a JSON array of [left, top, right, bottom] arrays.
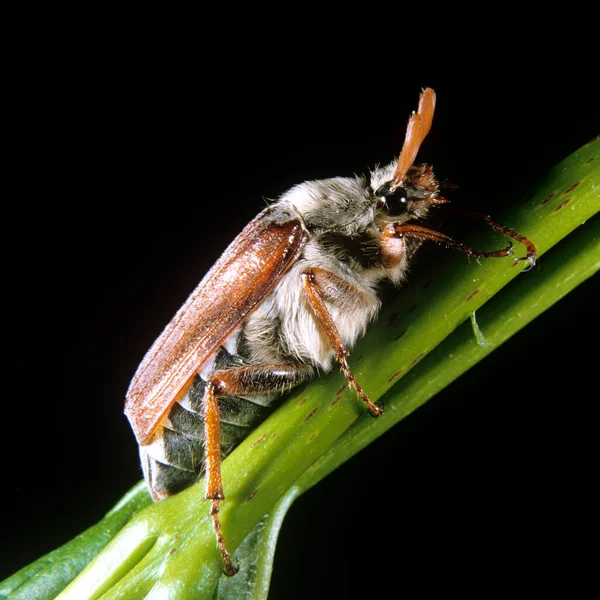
[[467, 212, 537, 266], [381, 221, 518, 264], [202, 364, 312, 576], [380, 223, 410, 269]]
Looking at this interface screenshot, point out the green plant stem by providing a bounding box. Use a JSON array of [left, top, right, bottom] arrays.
[[3, 139, 597, 600], [296, 214, 599, 494]]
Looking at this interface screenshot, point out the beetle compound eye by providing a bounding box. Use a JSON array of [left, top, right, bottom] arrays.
[[386, 186, 410, 214], [375, 182, 411, 215]]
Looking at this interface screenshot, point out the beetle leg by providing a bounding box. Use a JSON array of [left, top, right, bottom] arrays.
[[301, 269, 383, 417], [202, 363, 312, 576], [465, 212, 537, 267], [382, 214, 536, 267], [202, 382, 237, 575], [381, 222, 515, 263]]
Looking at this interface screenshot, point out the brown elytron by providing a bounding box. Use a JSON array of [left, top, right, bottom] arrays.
[[125, 88, 536, 576], [126, 212, 307, 446]]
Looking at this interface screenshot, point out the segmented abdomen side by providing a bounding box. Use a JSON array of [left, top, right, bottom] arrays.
[[139, 349, 277, 500]]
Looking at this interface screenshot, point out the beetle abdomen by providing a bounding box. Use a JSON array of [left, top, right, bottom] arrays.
[[140, 348, 278, 500]]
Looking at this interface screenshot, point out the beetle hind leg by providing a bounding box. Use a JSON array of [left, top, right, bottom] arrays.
[[202, 363, 313, 576], [203, 381, 238, 575]]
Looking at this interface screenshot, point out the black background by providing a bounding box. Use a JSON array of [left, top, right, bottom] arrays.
[[4, 37, 598, 598]]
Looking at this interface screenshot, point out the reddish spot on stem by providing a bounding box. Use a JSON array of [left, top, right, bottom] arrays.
[[305, 407, 319, 421], [466, 289, 480, 302], [409, 353, 425, 368], [246, 488, 260, 502], [554, 199, 570, 212], [251, 434, 267, 448], [298, 398, 307, 407], [331, 384, 346, 406], [540, 192, 555, 205], [562, 181, 580, 194], [387, 369, 404, 382], [586, 156, 595, 165], [309, 433, 318, 440]]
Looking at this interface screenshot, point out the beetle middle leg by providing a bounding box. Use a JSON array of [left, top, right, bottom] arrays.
[[202, 363, 312, 576], [301, 268, 383, 417]]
